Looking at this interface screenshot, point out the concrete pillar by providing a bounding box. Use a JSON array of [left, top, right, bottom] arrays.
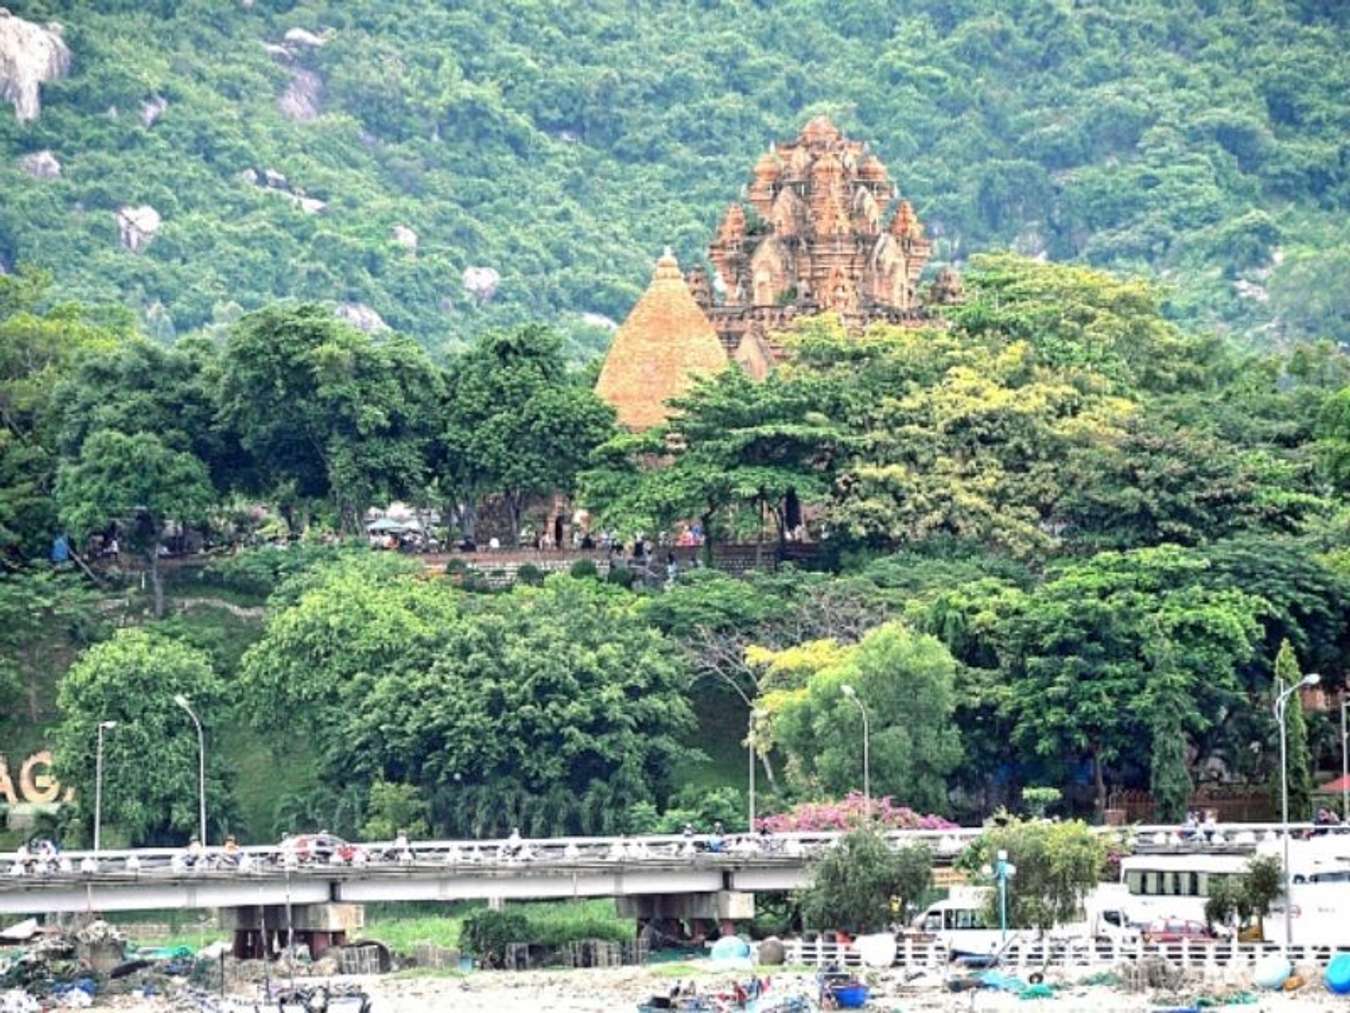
[[220, 902, 364, 960]]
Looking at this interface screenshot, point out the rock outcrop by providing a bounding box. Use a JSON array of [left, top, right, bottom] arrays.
[[140, 94, 167, 127], [462, 266, 500, 303], [391, 225, 418, 253], [335, 302, 388, 333], [282, 27, 326, 48], [0, 9, 71, 123], [18, 148, 59, 178], [278, 67, 321, 122], [116, 205, 161, 253]]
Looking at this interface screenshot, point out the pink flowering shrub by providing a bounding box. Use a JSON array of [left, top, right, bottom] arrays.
[[757, 792, 956, 832]]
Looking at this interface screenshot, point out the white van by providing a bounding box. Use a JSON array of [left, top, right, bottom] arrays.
[[911, 890, 1014, 954]]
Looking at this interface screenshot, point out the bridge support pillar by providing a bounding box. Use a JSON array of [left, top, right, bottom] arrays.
[[220, 902, 364, 960], [618, 891, 754, 942]]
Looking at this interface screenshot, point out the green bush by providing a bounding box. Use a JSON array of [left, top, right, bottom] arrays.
[[515, 563, 545, 586], [569, 559, 599, 580], [606, 565, 636, 589], [461, 909, 530, 968]]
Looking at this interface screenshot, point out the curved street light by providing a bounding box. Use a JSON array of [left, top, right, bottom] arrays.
[[173, 694, 207, 846], [840, 684, 870, 814], [1274, 670, 1319, 947], [94, 721, 117, 854]]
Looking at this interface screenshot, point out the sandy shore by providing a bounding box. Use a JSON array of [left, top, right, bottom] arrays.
[[84, 962, 1350, 1011]]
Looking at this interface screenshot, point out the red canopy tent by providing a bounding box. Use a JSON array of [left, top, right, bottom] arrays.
[[1316, 774, 1350, 794]]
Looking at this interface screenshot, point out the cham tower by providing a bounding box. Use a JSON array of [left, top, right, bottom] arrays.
[[594, 248, 728, 430], [693, 114, 935, 374]]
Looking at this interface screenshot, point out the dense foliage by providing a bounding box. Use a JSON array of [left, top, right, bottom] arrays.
[[800, 828, 933, 934], [1, 1, 1348, 352]]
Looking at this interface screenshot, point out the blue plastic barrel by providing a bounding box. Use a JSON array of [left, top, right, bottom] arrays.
[[1326, 952, 1350, 995]]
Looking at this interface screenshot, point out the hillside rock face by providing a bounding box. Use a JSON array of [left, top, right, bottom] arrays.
[[462, 266, 500, 303], [335, 302, 388, 333], [0, 9, 71, 123], [278, 67, 321, 122], [18, 148, 59, 178], [116, 205, 161, 252], [392, 225, 418, 253]]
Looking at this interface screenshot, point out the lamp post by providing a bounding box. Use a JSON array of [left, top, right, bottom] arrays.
[[1275, 670, 1319, 947], [94, 721, 117, 854], [840, 684, 870, 814], [747, 709, 763, 833], [174, 694, 207, 845], [981, 849, 1017, 944], [1341, 693, 1348, 822]]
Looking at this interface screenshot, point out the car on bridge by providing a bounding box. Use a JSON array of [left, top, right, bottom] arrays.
[[279, 833, 368, 866]]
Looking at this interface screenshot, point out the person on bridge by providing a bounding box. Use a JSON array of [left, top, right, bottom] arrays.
[[184, 835, 205, 870]]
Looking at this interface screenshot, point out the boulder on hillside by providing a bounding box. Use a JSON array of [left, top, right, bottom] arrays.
[[391, 225, 418, 252], [0, 9, 71, 123], [283, 27, 326, 48], [581, 312, 618, 331], [115, 205, 161, 253], [140, 94, 167, 127], [278, 67, 321, 122], [18, 148, 59, 178], [335, 302, 388, 334], [462, 266, 500, 303]]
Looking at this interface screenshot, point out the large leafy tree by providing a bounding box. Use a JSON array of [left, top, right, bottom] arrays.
[[343, 575, 694, 836], [218, 304, 442, 531], [755, 621, 962, 814], [56, 430, 214, 617], [957, 818, 1107, 935], [0, 570, 101, 724], [998, 546, 1263, 813], [239, 554, 457, 763], [57, 336, 246, 496], [0, 270, 124, 562], [53, 628, 235, 846], [586, 366, 843, 550], [441, 324, 614, 542], [800, 829, 933, 933]]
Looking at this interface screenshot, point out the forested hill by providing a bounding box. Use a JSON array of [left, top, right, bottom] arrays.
[[1, 0, 1347, 357]]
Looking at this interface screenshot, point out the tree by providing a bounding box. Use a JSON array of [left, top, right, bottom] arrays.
[[957, 818, 1107, 936], [343, 575, 694, 836], [999, 546, 1262, 814], [584, 368, 843, 561], [0, 274, 123, 562], [1147, 637, 1193, 824], [756, 621, 962, 814], [239, 554, 456, 762], [361, 780, 430, 841], [441, 324, 614, 543], [1271, 639, 1314, 822], [799, 828, 932, 934], [218, 304, 442, 531], [52, 628, 234, 845], [1244, 853, 1283, 941], [0, 570, 101, 723], [55, 430, 214, 617]]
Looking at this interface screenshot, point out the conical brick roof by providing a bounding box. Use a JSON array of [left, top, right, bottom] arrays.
[[595, 249, 728, 430]]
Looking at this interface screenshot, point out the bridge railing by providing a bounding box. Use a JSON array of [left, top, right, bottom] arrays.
[[2, 822, 1334, 883], [787, 936, 1347, 970]]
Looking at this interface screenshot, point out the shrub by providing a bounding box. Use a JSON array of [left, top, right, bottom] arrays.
[[515, 563, 545, 586], [606, 565, 636, 588], [799, 829, 933, 933], [569, 559, 599, 579], [462, 909, 530, 967]]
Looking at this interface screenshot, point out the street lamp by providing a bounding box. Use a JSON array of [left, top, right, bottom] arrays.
[[1340, 692, 1348, 823], [94, 721, 117, 854], [1275, 670, 1319, 947], [981, 849, 1017, 945], [840, 684, 870, 814], [173, 694, 207, 846], [747, 709, 764, 832]]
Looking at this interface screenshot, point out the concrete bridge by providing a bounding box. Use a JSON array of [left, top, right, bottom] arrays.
[[0, 824, 1320, 955]]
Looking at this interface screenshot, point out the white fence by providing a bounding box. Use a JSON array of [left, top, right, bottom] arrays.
[[786, 937, 1348, 971]]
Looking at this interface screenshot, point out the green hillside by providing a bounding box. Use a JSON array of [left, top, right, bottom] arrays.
[[2, 0, 1347, 356]]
